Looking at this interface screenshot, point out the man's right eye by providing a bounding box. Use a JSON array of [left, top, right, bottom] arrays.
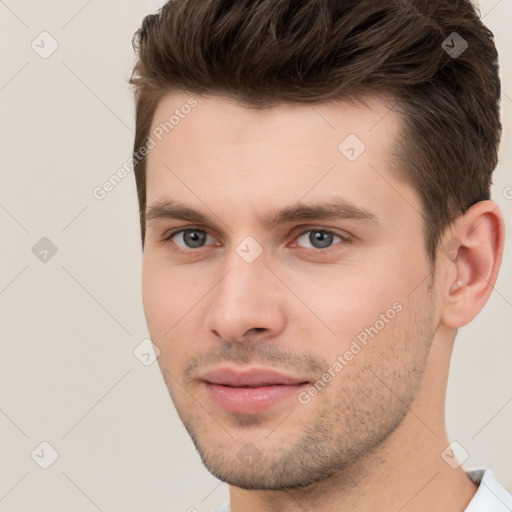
[[164, 228, 218, 251]]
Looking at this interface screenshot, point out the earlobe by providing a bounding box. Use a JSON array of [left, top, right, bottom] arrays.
[[440, 201, 505, 330]]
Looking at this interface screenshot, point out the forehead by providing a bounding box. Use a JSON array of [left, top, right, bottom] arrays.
[[144, 91, 419, 234], [148, 91, 399, 151]]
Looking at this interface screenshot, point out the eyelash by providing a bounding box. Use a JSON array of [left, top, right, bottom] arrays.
[[161, 226, 352, 255]]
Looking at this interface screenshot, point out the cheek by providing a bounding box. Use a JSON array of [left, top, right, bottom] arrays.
[[286, 263, 404, 335], [141, 255, 165, 328], [281, 260, 426, 373], [142, 253, 189, 309], [141, 254, 187, 340], [142, 255, 205, 363]]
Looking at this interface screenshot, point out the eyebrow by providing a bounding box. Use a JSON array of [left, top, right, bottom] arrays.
[[145, 198, 380, 230]]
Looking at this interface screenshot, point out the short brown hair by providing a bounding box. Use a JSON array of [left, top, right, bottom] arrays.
[[129, 0, 501, 265]]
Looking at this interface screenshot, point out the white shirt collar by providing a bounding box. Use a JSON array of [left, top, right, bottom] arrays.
[[464, 469, 512, 511]]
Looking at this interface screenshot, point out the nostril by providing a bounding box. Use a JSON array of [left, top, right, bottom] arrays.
[[245, 327, 266, 336]]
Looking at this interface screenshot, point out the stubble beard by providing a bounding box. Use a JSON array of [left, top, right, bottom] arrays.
[[174, 314, 435, 491]]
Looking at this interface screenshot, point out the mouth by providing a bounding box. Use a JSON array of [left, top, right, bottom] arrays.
[[200, 367, 310, 414]]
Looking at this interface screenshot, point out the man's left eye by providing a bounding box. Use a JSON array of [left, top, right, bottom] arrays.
[[294, 230, 345, 250]]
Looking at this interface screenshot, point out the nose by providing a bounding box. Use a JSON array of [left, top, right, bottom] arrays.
[[204, 250, 287, 343]]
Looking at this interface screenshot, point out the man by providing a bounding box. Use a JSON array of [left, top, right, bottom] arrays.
[[129, 0, 511, 510]]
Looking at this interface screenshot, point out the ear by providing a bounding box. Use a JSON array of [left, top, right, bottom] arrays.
[[439, 200, 505, 329]]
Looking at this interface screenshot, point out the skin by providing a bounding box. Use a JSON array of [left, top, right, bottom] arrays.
[[141, 91, 504, 512]]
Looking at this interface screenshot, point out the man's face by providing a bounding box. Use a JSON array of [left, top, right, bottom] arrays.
[[142, 92, 439, 489]]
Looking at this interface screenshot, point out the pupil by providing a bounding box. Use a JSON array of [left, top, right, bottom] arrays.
[[184, 230, 206, 248], [310, 231, 333, 249]]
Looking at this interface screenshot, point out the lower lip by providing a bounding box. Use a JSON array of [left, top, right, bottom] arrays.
[[204, 382, 308, 414]]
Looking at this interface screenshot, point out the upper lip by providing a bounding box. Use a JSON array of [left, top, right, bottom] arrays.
[[200, 367, 310, 387]]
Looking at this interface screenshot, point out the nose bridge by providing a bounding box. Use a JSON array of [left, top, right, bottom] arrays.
[[216, 247, 273, 316], [204, 245, 285, 340]]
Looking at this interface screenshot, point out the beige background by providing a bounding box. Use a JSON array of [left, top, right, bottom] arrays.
[[0, 1, 510, 510]]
